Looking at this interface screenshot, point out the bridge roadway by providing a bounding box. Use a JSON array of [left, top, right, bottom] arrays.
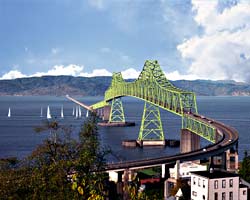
[[105, 113, 239, 171]]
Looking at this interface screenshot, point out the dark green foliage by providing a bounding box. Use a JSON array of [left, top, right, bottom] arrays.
[[239, 151, 250, 183], [0, 115, 110, 199]]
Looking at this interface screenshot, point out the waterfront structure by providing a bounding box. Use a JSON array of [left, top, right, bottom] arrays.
[[190, 170, 248, 200]]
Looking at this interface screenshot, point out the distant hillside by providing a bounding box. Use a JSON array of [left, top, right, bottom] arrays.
[[0, 76, 250, 96]]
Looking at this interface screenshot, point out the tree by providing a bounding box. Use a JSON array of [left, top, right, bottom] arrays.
[[0, 114, 110, 199], [71, 113, 110, 199], [239, 150, 250, 183]]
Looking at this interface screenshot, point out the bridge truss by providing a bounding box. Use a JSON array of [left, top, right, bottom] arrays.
[[91, 60, 216, 143]]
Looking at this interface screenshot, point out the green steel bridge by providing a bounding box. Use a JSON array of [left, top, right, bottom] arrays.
[[67, 60, 238, 171], [91, 60, 217, 143]]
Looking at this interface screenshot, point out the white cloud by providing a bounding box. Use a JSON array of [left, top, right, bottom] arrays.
[[177, 0, 250, 82], [0, 65, 200, 81], [0, 64, 111, 80], [121, 68, 140, 79], [80, 69, 112, 77], [165, 70, 199, 81], [0, 70, 27, 80], [33, 65, 84, 77]]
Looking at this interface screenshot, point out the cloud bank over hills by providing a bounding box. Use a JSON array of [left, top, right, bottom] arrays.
[[0, 64, 197, 81]]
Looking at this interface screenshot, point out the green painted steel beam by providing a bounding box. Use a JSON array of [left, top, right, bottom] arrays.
[[90, 60, 217, 143], [138, 102, 164, 141], [103, 60, 198, 115], [182, 115, 216, 143], [109, 98, 125, 123], [91, 101, 109, 109]]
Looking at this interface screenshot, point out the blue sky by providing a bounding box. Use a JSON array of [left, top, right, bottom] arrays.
[[1, 0, 250, 82]]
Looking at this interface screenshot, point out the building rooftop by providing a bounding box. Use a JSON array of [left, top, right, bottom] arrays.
[[239, 184, 248, 188], [191, 170, 239, 179]]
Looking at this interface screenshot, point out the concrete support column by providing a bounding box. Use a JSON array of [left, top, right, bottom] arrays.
[[235, 153, 239, 170], [164, 179, 169, 199], [226, 150, 231, 170], [162, 164, 166, 178], [175, 160, 180, 180], [180, 129, 200, 153], [226, 148, 239, 172], [108, 171, 119, 183], [221, 152, 227, 170], [102, 105, 111, 121]]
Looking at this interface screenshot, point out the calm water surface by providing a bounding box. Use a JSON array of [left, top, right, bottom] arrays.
[[0, 96, 249, 162]]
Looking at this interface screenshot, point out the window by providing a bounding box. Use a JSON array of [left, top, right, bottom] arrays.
[[202, 195, 205, 200], [243, 190, 246, 195], [229, 179, 233, 187], [214, 180, 218, 189], [222, 192, 226, 200], [203, 180, 205, 188], [193, 177, 196, 185], [198, 178, 201, 186], [229, 191, 233, 200], [214, 192, 218, 200], [192, 191, 197, 196], [222, 180, 226, 188]]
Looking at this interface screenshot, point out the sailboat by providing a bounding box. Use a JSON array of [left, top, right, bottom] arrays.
[[72, 107, 75, 116], [61, 106, 64, 118], [47, 106, 52, 119], [75, 106, 78, 118], [7, 107, 11, 118], [40, 107, 43, 117], [78, 106, 82, 118], [86, 110, 89, 118]]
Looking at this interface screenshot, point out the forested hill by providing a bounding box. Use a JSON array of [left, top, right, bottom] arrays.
[[0, 76, 250, 96]]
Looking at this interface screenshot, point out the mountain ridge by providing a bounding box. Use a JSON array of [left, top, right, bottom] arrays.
[[0, 76, 250, 96]]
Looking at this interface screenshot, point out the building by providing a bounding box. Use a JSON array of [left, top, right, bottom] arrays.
[[165, 161, 207, 198], [169, 161, 207, 179], [191, 169, 248, 200]]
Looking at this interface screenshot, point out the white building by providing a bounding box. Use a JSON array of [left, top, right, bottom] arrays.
[[191, 169, 248, 200], [169, 161, 207, 179]]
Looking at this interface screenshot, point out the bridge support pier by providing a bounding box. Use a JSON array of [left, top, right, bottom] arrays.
[[226, 148, 239, 172], [102, 105, 111, 121], [180, 129, 200, 153]]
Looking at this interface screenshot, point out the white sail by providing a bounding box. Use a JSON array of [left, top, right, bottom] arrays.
[[75, 106, 78, 118], [79, 106, 81, 118], [86, 110, 89, 118], [47, 106, 52, 119], [8, 107, 11, 118], [61, 106, 64, 118], [72, 107, 75, 116], [40, 107, 43, 117]]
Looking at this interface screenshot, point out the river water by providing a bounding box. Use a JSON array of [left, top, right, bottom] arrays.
[[0, 96, 249, 162]]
